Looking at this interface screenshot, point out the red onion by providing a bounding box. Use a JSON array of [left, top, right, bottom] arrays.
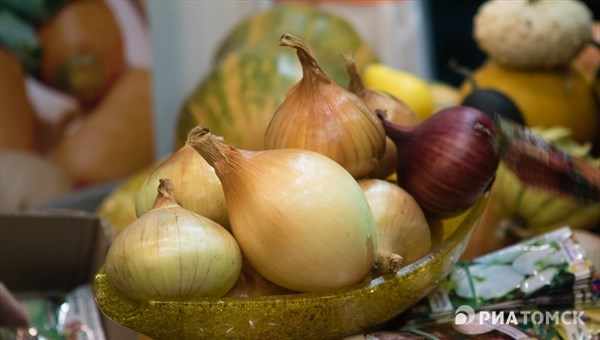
[[378, 106, 501, 218]]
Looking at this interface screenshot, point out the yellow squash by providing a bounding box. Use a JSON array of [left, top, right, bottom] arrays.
[[362, 63, 435, 121], [459, 60, 598, 144]]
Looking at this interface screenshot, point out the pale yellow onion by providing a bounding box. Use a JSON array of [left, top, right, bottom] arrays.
[[265, 34, 385, 179], [187, 126, 377, 293], [344, 53, 420, 179], [135, 144, 228, 227], [359, 179, 431, 271], [105, 179, 242, 301]]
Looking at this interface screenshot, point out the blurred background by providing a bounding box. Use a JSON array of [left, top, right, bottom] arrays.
[[2, 0, 598, 196], [1, 0, 599, 338], [1, 0, 599, 251], [1, 0, 598, 248]]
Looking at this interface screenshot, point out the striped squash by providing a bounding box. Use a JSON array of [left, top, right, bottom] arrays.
[[213, 4, 378, 70], [177, 41, 377, 151], [491, 127, 600, 233]]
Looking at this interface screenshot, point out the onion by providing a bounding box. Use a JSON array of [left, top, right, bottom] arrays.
[[105, 179, 242, 301], [135, 144, 228, 227], [358, 179, 431, 271], [265, 34, 385, 179], [379, 106, 501, 218], [225, 259, 296, 298], [344, 53, 420, 179], [187, 126, 377, 293]]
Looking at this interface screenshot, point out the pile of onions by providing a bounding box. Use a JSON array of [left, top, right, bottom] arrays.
[[105, 179, 242, 301], [187, 126, 377, 293], [103, 34, 503, 301]]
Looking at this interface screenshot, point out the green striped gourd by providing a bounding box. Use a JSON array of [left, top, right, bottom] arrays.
[[177, 41, 377, 151], [492, 126, 600, 233], [213, 4, 378, 71]]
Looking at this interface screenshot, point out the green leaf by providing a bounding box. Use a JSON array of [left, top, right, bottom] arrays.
[[0, 0, 70, 22], [0, 8, 41, 72], [472, 275, 486, 283]]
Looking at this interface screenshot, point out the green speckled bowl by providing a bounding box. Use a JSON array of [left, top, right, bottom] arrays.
[[94, 195, 488, 339]]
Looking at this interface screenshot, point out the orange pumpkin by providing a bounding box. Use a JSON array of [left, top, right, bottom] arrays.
[[51, 68, 154, 185], [38, 0, 125, 107], [459, 60, 598, 144], [0, 49, 37, 151]]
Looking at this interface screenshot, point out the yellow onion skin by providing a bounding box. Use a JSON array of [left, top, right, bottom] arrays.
[[344, 54, 420, 179], [187, 127, 378, 293], [363, 95, 419, 179], [135, 145, 228, 228], [225, 259, 296, 297], [265, 34, 385, 179], [359, 179, 431, 269], [105, 180, 242, 301]]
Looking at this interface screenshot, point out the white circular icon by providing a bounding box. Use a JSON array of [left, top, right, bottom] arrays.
[[454, 305, 475, 325]]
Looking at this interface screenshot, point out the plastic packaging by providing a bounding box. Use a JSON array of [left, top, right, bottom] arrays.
[[403, 227, 596, 322], [0, 285, 106, 340]]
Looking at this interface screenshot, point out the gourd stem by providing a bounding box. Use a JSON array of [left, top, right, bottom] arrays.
[[448, 59, 479, 91]]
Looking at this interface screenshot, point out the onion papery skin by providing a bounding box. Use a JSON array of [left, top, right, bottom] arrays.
[[381, 106, 501, 218], [265, 87, 385, 179], [344, 54, 420, 180], [225, 259, 296, 297], [265, 34, 385, 179], [187, 128, 378, 293], [105, 199, 242, 301], [221, 150, 376, 292], [135, 145, 228, 227], [359, 92, 419, 179], [359, 179, 432, 268]]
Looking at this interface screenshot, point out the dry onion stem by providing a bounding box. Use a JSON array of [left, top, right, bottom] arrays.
[[344, 53, 420, 179]]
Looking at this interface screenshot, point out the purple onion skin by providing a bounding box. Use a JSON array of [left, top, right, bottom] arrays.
[[379, 106, 501, 218]]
